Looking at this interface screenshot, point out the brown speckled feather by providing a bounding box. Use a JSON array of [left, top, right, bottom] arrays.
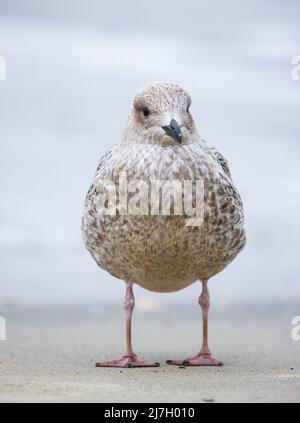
[[82, 82, 246, 292]]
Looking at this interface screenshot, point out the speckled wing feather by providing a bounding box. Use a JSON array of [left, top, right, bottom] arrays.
[[82, 145, 119, 263], [200, 137, 231, 177], [83, 145, 117, 209], [213, 150, 231, 177]]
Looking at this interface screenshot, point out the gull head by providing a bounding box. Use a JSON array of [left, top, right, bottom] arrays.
[[123, 82, 198, 145]]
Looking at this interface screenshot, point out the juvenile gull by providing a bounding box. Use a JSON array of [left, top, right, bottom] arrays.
[[82, 82, 246, 367]]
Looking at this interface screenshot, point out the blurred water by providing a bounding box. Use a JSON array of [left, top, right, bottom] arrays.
[[0, 0, 300, 306]]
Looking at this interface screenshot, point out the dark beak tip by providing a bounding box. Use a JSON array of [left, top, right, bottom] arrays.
[[162, 118, 182, 143]]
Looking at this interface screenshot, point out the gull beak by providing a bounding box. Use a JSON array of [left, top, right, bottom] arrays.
[[162, 118, 182, 143]]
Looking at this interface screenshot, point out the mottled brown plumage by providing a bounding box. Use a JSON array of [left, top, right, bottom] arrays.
[[82, 82, 246, 292], [82, 82, 246, 367]]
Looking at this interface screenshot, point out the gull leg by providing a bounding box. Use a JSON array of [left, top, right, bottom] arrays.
[[96, 282, 160, 368], [167, 279, 222, 366]]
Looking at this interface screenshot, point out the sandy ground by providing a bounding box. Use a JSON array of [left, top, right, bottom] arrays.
[[0, 301, 299, 403]]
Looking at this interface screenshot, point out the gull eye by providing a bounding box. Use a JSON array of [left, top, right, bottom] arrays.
[[186, 106, 190, 113], [142, 107, 150, 117]]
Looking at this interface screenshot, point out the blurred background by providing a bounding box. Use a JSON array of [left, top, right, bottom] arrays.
[[0, 0, 299, 308]]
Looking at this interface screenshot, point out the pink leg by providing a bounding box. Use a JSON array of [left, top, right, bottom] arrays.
[[96, 283, 159, 368], [167, 280, 222, 366]]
